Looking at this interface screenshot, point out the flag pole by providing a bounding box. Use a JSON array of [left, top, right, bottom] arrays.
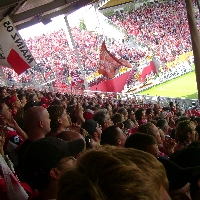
[[185, 0, 200, 101], [64, 15, 89, 90]]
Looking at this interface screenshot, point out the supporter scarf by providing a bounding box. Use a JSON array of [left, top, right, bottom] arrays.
[[0, 154, 28, 200]]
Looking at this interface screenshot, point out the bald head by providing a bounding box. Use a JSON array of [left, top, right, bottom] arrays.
[[24, 106, 51, 135]]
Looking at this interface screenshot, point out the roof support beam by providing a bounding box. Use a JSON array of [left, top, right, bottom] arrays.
[[11, 0, 69, 23], [15, 0, 98, 30], [0, 0, 24, 10]]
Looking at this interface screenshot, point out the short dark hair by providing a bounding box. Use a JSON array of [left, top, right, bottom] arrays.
[[125, 133, 157, 152], [93, 109, 108, 127], [135, 108, 144, 121], [146, 108, 153, 115], [156, 119, 168, 130], [100, 126, 120, 146]]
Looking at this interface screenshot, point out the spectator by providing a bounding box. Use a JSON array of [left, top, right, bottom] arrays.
[[175, 120, 197, 150], [81, 119, 102, 144], [125, 132, 159, 157], [18, 106, 51, 179], [22, 137, 85, 200], [100, 126, 126, 147], [93, 109, 113, 130], [57, 146, 170, 200], [46, 105, 70, 137]]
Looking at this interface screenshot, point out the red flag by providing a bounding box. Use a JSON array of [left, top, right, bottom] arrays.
[[7, 49, 30, 75], [98, 41, 122, 79], [118, 58, 132, 68]]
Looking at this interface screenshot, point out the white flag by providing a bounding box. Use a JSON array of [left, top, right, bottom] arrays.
[[0, 16, 36, 75]]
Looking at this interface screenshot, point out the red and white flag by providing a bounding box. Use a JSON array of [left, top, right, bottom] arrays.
[[98, 41, 132, 79], [0, 16, 36, 75]]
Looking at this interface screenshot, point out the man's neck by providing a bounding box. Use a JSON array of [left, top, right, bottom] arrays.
[[27, 131, 46, 141]]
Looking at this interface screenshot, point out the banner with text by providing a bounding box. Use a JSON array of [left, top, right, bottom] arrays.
[[0, 16, 36, 75]]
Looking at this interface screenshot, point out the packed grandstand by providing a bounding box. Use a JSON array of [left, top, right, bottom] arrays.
[[0, 0, 197, 97], [1, 1, 200, 199]]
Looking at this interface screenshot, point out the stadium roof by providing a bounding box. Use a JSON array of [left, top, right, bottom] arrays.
[[0, 0, 99, 30]]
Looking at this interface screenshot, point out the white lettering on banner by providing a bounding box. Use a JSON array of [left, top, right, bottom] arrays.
[[3, 20, 34, 64]]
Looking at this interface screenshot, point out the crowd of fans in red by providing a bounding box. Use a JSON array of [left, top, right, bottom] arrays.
[[2, 0, 197, 90], [110, 0, 199, 63]]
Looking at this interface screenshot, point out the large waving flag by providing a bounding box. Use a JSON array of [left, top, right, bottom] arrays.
[[0, 16, 36, 75], [98, 41, 123, 78]]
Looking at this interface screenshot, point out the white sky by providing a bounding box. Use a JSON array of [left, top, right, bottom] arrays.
[[19, 5, 124, 40]]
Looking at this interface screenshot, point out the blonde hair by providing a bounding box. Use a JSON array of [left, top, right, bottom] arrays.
[[176, 120, 195, 143], [57, 146, 168, 200]]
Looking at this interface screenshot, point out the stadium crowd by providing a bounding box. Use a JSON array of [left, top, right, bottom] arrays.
[[2, 27, 149, 89], [0, 86, 200, 200], [110, 0, 198, 62], [1, 0, 197, 91]]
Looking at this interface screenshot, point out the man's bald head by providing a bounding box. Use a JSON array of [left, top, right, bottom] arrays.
[[24, 106, 51, 134]]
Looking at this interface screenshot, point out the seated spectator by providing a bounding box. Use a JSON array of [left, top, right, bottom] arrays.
[[111, 113, 124, 128], [17, 94, 27, 108], [93, 109, 113, 130], [0, 87, 7, 99], [171, 144, 200, 200], [0, 99, 27, 168], [81, 119, 102, 144], [157, 119, 170, 136], [22, 137, 85, 200], [125, 132, 159, 157], [123, 119, 137, 135], [138, 122, 175, 157], [57, 130, 86, 154], [100, 126, 126, 147], [0, 128, 30, 200], [159, 157, 200, 200], [135, 108, 146, 125], [117, 107, 128, 120], [57, 146, 170, 200], [175, 120, 198, 151], [5, 95, 22, 119], [46, 105, 70, 137], [18, 106, 51, 180]]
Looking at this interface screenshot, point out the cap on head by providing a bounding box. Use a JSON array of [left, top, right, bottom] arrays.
[[22, 137, 85, 183]]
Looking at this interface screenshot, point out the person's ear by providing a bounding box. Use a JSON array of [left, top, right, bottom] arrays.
[[57, 117, 62, 124], [0, 114, 4, 119], [94, 132, 98, 138], [49, 168, 60, 180], [39, 120, 43, 128], [198, 180, 200, 188], [117, 139, 121, 145]]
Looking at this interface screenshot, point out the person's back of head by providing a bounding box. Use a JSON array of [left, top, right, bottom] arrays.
[[24, 106, 51, 138], [57, 130, 84, 142], [137, 122, 155, 137], [100, 126, 126, 147], [57, 146, 169, 200], [93, 109, 108, 127], [125, 133, 158, 157]]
